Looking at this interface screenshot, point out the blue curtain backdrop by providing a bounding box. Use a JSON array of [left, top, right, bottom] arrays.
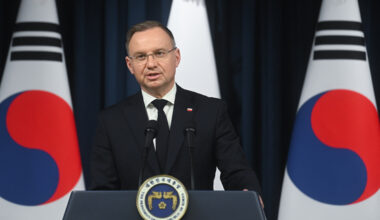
[[1, 0, 380, 219]]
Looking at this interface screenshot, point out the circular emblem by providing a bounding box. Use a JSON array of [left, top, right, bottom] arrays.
[[136, 175, 188, 220]]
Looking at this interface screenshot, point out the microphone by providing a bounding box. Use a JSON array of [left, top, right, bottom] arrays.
[[184, 122, 196, 190], [144, 120, 158, 149], [139, 120, 158, 187]]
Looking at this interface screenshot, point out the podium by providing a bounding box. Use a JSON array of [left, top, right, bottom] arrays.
[[63, 190, 266, 220]]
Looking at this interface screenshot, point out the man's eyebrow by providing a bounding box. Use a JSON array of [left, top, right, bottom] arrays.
[[132, 48, 166, 55], [132, 51, 145, 55]]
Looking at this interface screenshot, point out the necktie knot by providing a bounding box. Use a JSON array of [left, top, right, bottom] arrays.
[[152, 99, 168, 111]]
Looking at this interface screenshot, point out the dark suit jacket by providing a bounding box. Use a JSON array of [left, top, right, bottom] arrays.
[[90, 86, 260, 192]]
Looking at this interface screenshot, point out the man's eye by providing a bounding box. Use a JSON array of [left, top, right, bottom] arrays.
[[136, 54, 146, 60], [155, 51, 166, 57]]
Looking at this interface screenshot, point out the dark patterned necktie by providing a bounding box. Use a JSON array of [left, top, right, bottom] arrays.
[[152, 99, 169, 172]]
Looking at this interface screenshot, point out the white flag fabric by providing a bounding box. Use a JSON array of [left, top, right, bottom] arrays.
[[0, 0, 85, 219], [278, 0, 380, 219], [167, 0, 224, 190]]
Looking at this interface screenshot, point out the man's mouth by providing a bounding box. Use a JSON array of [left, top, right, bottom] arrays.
[[146, 72, 160, 80]]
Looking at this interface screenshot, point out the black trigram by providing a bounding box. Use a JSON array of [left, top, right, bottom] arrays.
[[10, 22, 63, 62], [313, 21, 366, 60]]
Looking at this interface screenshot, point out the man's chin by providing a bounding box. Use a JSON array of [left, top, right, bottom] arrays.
[[142, 82, 163, 93], [144, 82, 163, 89]]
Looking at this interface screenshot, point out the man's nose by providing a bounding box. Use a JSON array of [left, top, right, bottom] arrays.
[[146, 54, 157, 67]]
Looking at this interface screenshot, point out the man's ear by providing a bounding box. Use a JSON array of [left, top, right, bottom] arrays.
[[175, 48, 181, 67], [125, 56, 134, 75]]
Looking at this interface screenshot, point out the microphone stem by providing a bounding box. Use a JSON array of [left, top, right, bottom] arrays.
[[138, 147, 148, 186], [139, 121, 157, 187], [187, 131, 195, 190], [189, 146, 195, 190], [139, 129, 156, 187]]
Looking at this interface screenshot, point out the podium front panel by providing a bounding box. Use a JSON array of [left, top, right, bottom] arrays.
[[63, 190, 265, 220]]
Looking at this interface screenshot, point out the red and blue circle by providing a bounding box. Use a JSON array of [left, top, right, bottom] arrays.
[[0, 90, 82, 206], [288, 89, 380, 205]]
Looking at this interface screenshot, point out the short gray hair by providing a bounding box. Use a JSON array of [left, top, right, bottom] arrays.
[[125, 20, 176, 55]]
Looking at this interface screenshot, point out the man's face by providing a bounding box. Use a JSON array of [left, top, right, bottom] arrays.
[[126, 27, 180, 97]]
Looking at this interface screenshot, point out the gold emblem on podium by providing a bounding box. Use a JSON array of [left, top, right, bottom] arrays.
[[136, 175, 188, 220]]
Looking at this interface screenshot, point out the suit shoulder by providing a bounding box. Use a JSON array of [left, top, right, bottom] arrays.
[[99, 92, 140, 117], [180, 87, 224, 106]]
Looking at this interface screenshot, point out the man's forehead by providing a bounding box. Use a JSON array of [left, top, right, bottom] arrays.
[[129, 27, 173, 53], [131, 27, 171, 43]]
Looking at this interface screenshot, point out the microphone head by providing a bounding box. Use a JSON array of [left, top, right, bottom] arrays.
[[184, 122, 196, 134], [145, 120, 158, 135]]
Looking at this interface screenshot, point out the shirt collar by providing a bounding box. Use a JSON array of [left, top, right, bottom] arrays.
[[142, 84, 177, 108]]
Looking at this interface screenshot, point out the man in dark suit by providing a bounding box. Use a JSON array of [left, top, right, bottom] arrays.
[[90, 20, 260, 193]]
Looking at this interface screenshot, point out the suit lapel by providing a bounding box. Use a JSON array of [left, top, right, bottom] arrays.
[[122, 92, 160, 175], [164, 86, 195, 173]]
